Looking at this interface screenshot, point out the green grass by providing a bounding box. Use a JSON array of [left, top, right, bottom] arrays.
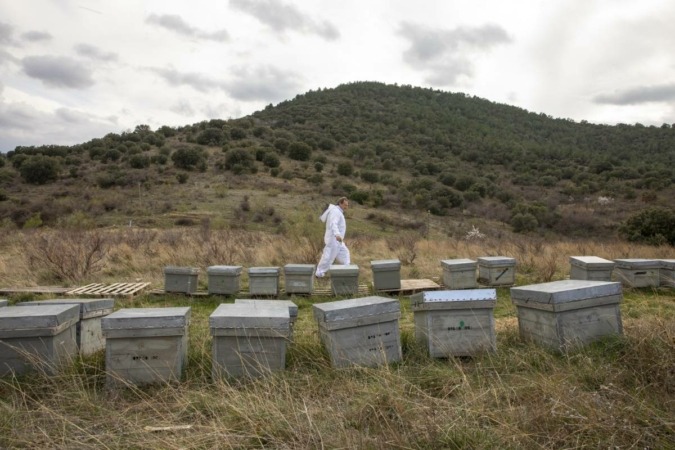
[[1, 289, 673, 448]]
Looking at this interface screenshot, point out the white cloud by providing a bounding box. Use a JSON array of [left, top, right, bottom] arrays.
[[21, 55, 95, 89]]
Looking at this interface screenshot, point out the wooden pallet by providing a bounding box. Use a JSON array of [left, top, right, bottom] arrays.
[[66, 282, 151, 297], [377, 279, 441, 295], [0, 286, 71, 296]]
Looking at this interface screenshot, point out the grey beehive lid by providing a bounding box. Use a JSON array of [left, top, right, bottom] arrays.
[[0, 304, 80, 337], [207, 265, 242, 275], [0, 299, 7, 308], [164, 266, 199, 275], [511, 280, 621, 305], [248, 267, 280, 276], [478, 256, 516, 267], [661, 259, 675, 270], [329, 264, 359, 276], [235, 299, 298, 318], [210, 303, 290, 329], [371, 259, 401, 271], [411, 289, 496, 311], [613, 259, 660, 269], [102, 307, 190, 332], [21, 298, 114, 319], [441, 259, 477, 270], [284, 264, 315, 274], [569, 256, 614, 269], [313, 296, 400, 330]]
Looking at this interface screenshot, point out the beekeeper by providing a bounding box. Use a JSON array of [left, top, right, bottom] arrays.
[[315, 197, 350, 278]]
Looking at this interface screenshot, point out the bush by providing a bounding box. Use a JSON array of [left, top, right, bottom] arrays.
[[288, 142, 312, 161], [361, 171, 379, 183], [128, 154, 150, 169], [511, 212, 538, 233], [172, 146, 206, 170], [224, 148, 255, 173], [619, 208, 675, 245], [263, 153, 280, 168], [19, 156, 59, 185], [197, 128, 225, 145], [337, 162, 353, 176]]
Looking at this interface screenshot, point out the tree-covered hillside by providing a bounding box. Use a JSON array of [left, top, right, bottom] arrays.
[[0, 81, 673, 242]]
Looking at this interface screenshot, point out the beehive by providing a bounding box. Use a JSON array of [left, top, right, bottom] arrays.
[[283, 264, 315, 294], [164, 266, 199, 294], [613, 259, 660, 288], [660, 259, 675, 288], [0, 304, 79, 376], [248, 267, 280, 296], [21, 298, 114, 356], [411, 289, 496, 357], [207, 265, 242, 295], [371, 259, 401, 291], [477, 257, 516, 286], [102, 307, 190, 387], [510, 280, 623, 351], [313, 296, 401, 368], [329, 265, 360, 296], [441, 259, 478, 289], [569, 256, 615, 281], [0, 299, 7, 308], [210, 303, 291, 378]]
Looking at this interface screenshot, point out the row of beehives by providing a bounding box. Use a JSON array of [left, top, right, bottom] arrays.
[[164, 256, 520, 297], [0, 278, 626, 384], [569, 257, 675, 287]]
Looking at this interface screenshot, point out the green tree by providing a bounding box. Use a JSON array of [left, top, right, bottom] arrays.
[[619, 208, 675, 245], [172, 146, 206, 170], [288, 142, 312, 161], [19, 156, 59, 185], [337, 162, 353, 176]]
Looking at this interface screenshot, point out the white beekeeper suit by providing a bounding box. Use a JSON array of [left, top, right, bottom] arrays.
[[315, 201, 350, 277]]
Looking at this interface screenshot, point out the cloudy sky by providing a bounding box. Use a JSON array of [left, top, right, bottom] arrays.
[[1, 0, 675, 151]]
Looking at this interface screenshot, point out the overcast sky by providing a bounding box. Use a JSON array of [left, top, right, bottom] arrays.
[[1, 0, 675, 151]]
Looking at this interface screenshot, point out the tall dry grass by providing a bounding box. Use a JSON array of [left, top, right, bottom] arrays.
[[0, 227, 673, 448]]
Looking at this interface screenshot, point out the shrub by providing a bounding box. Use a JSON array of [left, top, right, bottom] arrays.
[[263, 153, 280, 168], [230, 127, 247, 140], [511, 212, 538, 232], [337, 162, 353, 176], [197, 128, 225, 146], [128, 154, 150, 169], [288, 142, 312, 161], [172, 146, 206, 170], [176, 173, 189, 184], [619, 208, 675, 245], [19, 156, 60, 185], [224, 148, 256, 173], [361, 171, 379, 183]]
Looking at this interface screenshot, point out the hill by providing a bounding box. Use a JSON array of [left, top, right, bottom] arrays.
[[0, 81, 673, 241]]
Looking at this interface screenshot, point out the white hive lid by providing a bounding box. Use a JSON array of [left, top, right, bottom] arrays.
[[0, 304, 80, 334], [613, 259, 660, 269], [284, 264, 315, 274], [510, 280, 621, 304], [248, 267, 280, 275], [102, 307, 190, 331], [22, 298, 114, 318], [235, 299, 298, 318], [210, 303, 290, 329], [569, 256, 615, 269], [313, 296, 399, 323], [478, 256, 516, 266], [441, 259, 477, 270], [207, 265, 242, 275], [164, 266, 199, 275]]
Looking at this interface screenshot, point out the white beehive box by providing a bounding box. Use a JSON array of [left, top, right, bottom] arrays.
[[569, 256, 615, 281], [234, 299, 298, 324], [510, 280, 623, 351], [21, 298, 114, 356], [410, 289, 496, 357], [478, 257, 516, 286], [371, 259, 401, 291], [210, 303, 291, 378], [0, 299, 7, 308], [660, 259, 675, 288], [312, 296, 401, 368], [102, 307, 190, 387], [441, 259, 478, 289], [613, 259, 660, 288], [207, 265, 242, 295], [283, 264, 315, 294], [329, 265, 360, 296], [164, 266, 199, 294], [248, 267, 280, 296], [0, 304, 80, 376]]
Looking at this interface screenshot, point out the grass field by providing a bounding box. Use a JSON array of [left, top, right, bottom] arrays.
[[0, 228, 673, 449]]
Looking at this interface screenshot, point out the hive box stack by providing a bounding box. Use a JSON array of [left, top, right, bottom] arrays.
[[210, 303, 291, 378], [329, 265, 360, 296], [569, 256, 615, 281], [313, 296, 401, 368], [660, 260, 675, 288], [283, 264, 315, 294], [510, 280, 623, 351], [0, 304, 80, 376], [0, 299, 7, 308], [441, 259, 478, 289], [371, 259, 401, 291], [248, 267, 280, 296], [410, 289, 496, 357], [613, 259, 660, 288], [234, 299, 298, 324], [478, 257, 516, 286], [207, 265, 243, 295], [102, 307, 191, 387], [164, 266, 199, 294], [22, 298, 114, 356]]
